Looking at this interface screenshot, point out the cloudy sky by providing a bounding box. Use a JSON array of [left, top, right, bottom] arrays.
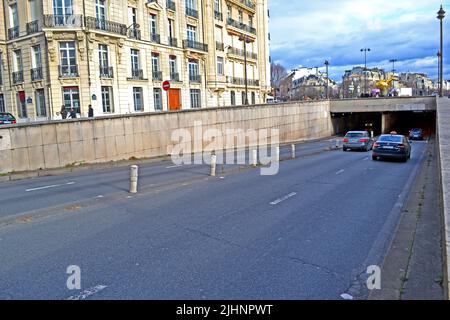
[[269, 0, 448, 82]]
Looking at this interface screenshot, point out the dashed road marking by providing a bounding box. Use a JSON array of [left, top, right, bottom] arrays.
[[26, 182, 76, 192], [336, 169, 345, 175], [270, 192, 297, 205], [166, 164, 183, 169], [66, 285, 107, 300]]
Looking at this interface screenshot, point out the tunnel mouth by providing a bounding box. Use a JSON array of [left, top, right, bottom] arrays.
[[331, 111, 436, 138]]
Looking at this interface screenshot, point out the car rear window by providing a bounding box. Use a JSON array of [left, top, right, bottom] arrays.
[[345, 132, 365, 138], [0, 114, 15, 121], [378, 135, 403, 143]]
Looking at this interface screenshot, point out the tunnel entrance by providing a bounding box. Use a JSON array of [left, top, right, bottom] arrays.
[[331, 111, 436, 137]]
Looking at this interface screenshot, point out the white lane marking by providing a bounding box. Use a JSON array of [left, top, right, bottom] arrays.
[[166, 164, 183, 169], [25, 182, 76, 192], [336, 169, 345, 175], [66, 285, 107, 300], [363, 157, 369, 161], [340, 293, 354, 300], [95, 195, 104, 199], [270, 192, 297, 205]]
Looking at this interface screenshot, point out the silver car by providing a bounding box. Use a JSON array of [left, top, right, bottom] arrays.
[[343, 131, 374, 152]]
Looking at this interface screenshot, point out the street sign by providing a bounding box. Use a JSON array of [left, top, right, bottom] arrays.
[[162, 81, 171, 91]]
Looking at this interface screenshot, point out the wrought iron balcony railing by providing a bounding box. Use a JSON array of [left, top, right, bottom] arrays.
[[128, 28, 141, 40], [31, 67, 43, 81], [44, 14, 83, 28], [85, 17, 127, 36], [12, 71, 24, 84], [227, 47, 258, 60], [150, 33, 161, 44], [183, 40, 208, 52], [186, 7, 199, 18], [170, 73, 180, 81], [227, 76, 260, 87], [99, 66, 114, 78], [26, 20, 40, 35], [8, 26, 19, 40], [59, 65, 79, 78], [226, 18, 256, 34], [189, 74, 201, 83], [168, 37, 178, 47], [152, 71, 163, 81], [167, 0, 176, 11], [130, 69, 144, 80]]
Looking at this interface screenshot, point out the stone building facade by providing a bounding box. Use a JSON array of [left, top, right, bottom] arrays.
[[0, 0, 270, 121]]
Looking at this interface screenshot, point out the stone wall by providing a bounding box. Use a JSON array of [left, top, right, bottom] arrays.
[[0, 101, 332, 174]]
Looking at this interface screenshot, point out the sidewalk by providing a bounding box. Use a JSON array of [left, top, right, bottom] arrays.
[[369, 139, 444, 300]]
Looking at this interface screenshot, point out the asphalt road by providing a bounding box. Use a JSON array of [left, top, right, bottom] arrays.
[[0, 139, 429, 299]]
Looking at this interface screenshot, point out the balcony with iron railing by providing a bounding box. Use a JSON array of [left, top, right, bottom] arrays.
[[128, 28, 141, 40], [170, 73, 180, 81], [227, 47, 258, 60], [8, 26, 19, 40], [26, 20, 41, 35], [152, 70, 163, 81], [229, 0, 256, 11], [99, 66, 114, 78], [189, 74, 201, 83], [129, 69, 144, 80], [214, 11, 223, 21], [44, 14, 83, 28], [31, 67, 43, 81], [85, 17, 127, 36], [168, 37, 178, 47], [226, 18, 256, 35], [59, 65, 79, 78], [12, 71, 24, 84], [186, 7, 199, 18], [183, 40, 208, 52], [227, 76, 259, 87], [216, 41, 224, 51], [150, 33, 161, 44], [167, 0, 176, 11]]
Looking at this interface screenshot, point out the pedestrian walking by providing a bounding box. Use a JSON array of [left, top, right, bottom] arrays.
[[68, 108, 77, 119], [88, 105, 94, 118], [60, 105, 68, 119]]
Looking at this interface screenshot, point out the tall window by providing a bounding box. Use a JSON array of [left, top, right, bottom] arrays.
[[153, 88, 162, 111], [131, 49, 140, 72], [187, 25, 196, 42], [217, 57, 224, 75], [150, 14, 157, 35], [62, 87, 80, 113], [168, 19, 175, 38], [101, 86, 114, 113], [151, 53, 160, 73], [185, 0, 196, 10], [241, 91, 246, 105], [95, 0, 106, 20], [231, 91, 236, 106], [29, 0, 39, 21], [9, 3, 19, 27], [35, 89, 46, 117], [31, 45, 42, 68], [0, 94, 5, 113], [169, 56, 177, 78], [251, 92, 256, 105], [98, 44, 109, 67], [227, 5, 232, 19], [17, 92, 27, 118], [238, 10, 243, 23], [249, 15, 253, 27], [13, 50, 23, 72], [133, 87, 143, 111], [128, 6, 137, 25], [53, 0, 73, 16], [189, 59, 199, 80], [190, 89, 201, 108], [214, 0, 221, 13], [59, 41, 77, 75]]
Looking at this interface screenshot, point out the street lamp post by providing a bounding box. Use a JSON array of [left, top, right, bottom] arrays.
[[389, 59, 398, 92], [361, 48, 371, 97], [239, 34, 252, 105], [324, 60, 330, 99], [438, 51, 441, 94], [437, 5, 445, 97]]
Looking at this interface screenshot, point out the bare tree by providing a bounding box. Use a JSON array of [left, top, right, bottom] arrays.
[[271, 62, 288, 88]]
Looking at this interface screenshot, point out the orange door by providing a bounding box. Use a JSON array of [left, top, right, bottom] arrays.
[[168, 89, 181, 111]]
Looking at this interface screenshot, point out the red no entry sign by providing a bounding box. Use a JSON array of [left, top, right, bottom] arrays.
[[163, 81, 171, 91]]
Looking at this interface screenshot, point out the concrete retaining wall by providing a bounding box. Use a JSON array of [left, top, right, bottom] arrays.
[[331, 96, 437, 113], [437, 98, 450, 299], [0, 101, 332, 174]]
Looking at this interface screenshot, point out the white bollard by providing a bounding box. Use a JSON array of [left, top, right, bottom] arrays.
[[335, 139, 340, 149], [210, 154, 217, 176], [291, 144, 296, 159], [252, 149, 258, 167], [130, 165, 139, 193], [276, 147, 280, 162]]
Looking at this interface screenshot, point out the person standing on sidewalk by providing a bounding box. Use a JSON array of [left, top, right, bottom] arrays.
[[68, 108, 77, 119], [88, 105, 94, 118], [60, 105, 68, 119]]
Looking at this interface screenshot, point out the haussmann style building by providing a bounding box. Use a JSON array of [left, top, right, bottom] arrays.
[[0, 0, 271, 122]]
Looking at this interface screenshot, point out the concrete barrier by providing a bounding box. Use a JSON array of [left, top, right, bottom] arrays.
[[330, 96, 437, 113], [0, 101, 333, 174], [437, 98, 450, 299]]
